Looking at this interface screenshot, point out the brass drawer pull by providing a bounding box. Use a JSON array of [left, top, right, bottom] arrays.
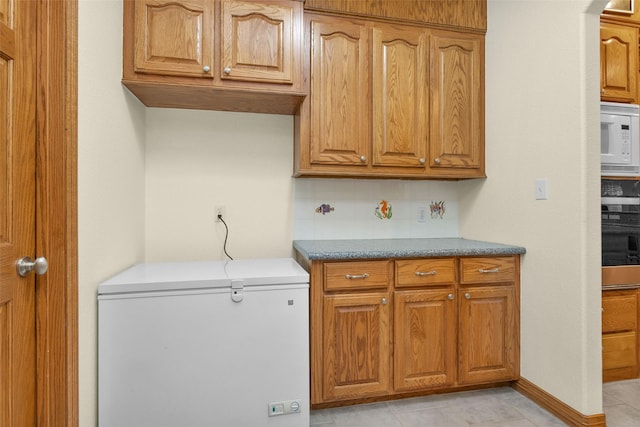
[[345, 273, 369, 280], [415, 270, 437, 276], [478, 268, 500, 274]]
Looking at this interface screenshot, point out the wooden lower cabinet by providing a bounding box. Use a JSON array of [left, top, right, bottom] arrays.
[[308, 255, 520, 405], [323, 292, 391, 401], [458, 285, 518, 384], [394, 289, 456, 391], [602, 289, 639, 382]]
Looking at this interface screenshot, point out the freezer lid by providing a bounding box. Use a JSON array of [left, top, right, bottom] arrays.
[[98, 258, 309, 295]]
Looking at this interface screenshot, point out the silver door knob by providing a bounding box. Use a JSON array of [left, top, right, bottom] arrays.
[[224, 67, 231, 75], [447, 293, 454, 300], [434, 157, 441, 165], [360, 155, 366, 163], [16, 256, 48, 277], [464, 292, 471, 300], [419, 158, 425, 165], [202, 65, 211, 73], [381, 298, 388, 305]]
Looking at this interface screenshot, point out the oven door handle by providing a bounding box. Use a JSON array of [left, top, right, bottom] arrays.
[[601, 197, 640, 205]]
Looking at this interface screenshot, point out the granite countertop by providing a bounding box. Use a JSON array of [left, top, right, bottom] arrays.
[[293, 238, 526, 261]]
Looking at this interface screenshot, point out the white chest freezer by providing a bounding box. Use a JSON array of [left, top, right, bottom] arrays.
[[98, 258, 310, 427]]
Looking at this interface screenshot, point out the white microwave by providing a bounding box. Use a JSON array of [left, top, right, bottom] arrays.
[[601, 101, 640, 176]]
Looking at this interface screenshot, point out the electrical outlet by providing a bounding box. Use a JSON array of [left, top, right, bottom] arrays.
[[215, 205, 226, 221], [417, 206, 427, 223]]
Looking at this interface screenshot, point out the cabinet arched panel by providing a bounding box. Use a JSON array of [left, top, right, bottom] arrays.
[[221, 0, 295, 84], [134, 0, 214, 78], [309, 19, 370, 166], [600, 22, 638, 103], [430, 32, 483, 172], [372, 25, 428, 168]]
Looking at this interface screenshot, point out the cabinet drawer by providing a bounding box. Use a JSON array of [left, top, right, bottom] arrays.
[[324, 261, 390, 291], [603, 331, 638, 370], [396, 258, 456, 287], [460, 257, 516, 284], [603, 292, 638, 333]]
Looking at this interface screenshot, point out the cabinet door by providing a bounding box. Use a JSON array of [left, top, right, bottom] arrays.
[[134, 0, 214, 78], [323, 292, 391, 400], [602, 289, 639, 381], [458, 285, 518, 384], [429, 31, 483, 174], [601, 22, 638, 103], [372, 25, 428, 168], [309, 18, 370, 166], [221, 0, 298, 84], [394, 289, 456, 391]]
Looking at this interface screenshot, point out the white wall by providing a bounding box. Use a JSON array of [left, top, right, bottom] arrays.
[[459, 0, 604, 414], [78, 1, 146, 425]]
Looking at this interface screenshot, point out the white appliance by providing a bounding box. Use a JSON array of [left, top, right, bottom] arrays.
[[601, 101, 640, 176], [98, 258, 310, 427]]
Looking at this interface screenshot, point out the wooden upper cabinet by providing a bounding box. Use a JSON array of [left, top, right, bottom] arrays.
[[123, 0, 305, 115], [600, 22, 638, 103], [303, 0, 487, 31], [221, 0, 295, 84], [372, 24, 428, 168], [134, 0, 214, 78], [308, 17, 370, 166], [295, 13, 486, 179], [429, 30, 484, 176]]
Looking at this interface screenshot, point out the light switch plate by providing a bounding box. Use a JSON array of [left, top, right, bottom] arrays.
[[535, 178, 548, 200]]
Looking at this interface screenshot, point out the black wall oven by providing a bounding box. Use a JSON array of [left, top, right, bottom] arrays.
[[602, 179, 640, 266]]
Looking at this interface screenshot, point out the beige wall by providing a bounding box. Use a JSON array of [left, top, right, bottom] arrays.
[[144, 108, 296, 262], [78, 1, 146, 425], [459, 0, 604, 414], [78, 0, 606, 424]]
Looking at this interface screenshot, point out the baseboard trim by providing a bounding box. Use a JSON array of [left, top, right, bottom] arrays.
[[513, 377, 606, 426]]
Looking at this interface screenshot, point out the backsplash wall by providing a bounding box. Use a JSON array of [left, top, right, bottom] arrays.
[[294, 178, 459, 240]]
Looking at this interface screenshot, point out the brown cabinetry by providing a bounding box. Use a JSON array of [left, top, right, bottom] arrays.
[[123, 0, 305, 114], [602, 289, 639, 382], [394, 284, 456, 391], [323, 292, 391, 400], [600, 21, 638, 103], [319, 260, 392, 401], [458, 257, 518, 384], [305, 255, 520, 406], [295, 13, 485, 179], [429, 30, 484, 175]]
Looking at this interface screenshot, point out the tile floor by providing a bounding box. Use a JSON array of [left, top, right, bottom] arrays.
[[603, 378, 640, 426], [310, 379, 640, 426]]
